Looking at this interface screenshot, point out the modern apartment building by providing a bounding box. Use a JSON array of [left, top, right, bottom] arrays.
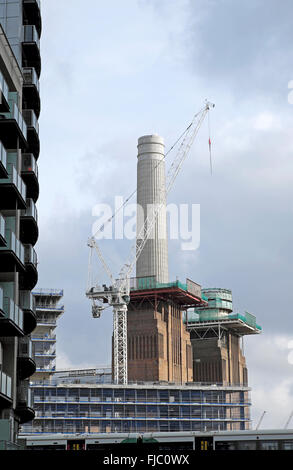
[[0, 0, 41, 448], [31, 289, 64, 382]]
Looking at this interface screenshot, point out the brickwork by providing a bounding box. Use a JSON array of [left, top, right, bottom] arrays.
[[126, 299, 193, 383]]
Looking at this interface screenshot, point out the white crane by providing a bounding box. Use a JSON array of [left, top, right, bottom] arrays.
[[86, 101, 215, 385]]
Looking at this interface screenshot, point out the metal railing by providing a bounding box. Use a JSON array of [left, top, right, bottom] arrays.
[[33, 289, 63, 296], [130, 276, 201, 296], [31, 333, 56, 341]]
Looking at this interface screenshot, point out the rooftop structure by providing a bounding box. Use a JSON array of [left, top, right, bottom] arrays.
[[184, 288, 262, 386]]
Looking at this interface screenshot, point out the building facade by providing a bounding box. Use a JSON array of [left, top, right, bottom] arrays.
[[184, 288, 262, 386], [126, 276, 205, 383], [31, 289, 64, 381], [0, 0, 41, 447], [22, 379, 251, 435]]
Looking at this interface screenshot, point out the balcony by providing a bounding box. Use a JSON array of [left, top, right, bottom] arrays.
[[0, 229, 25, 273], [18, 336, 36, 380], [22, 109, 39, 159], [22, 25, 41, 78], [0, 215, 5, 247], [19, 244, 38, 290], [0, 297, 24, 337], [19, 290, 37, 335], [0, 164, 27, 210], [22, 67, 40, 118], [0, 71, 9, 112], [0, 372, 12, 408], [20, 198, 38, 245], [23, 0, 42, 37], [0, 141, 8, 178], [0, 101, 27, 149], [21, 153, 39, 202], [15, 380, 35, 424]]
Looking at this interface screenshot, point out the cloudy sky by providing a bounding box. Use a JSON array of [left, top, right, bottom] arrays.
[[36, 0, 293, 429]]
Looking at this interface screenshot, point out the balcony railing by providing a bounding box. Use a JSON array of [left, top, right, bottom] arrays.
[[1, 164, 27, 202], [0, 141, 7, 171], [2, 297, 24, 331], [19, 336, 33, 359], [21, 198, 38, 222], [0, 371, 12, 399], [22, 109, 39, 135], [4, 101, 27, 140], [31, 333, 56, 341], [0, 214, 5, 242], [0, 229, 25, 264], [21, 153, 38, 178], [19, 290, 35, 312], [0, 70, 9, 105], [18, 381, 33, 409], [22, 67, 40, 92], [24, 244, 37, 267], [23, 25, 40, 49]]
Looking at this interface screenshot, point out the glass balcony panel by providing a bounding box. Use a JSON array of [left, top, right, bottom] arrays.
[[24, 244, 37, 267], [21, 198, 38, 221], [22, 109, 39, 135], [2, 297, 24, 330], [23, 25, 40, 49], [0, 215, 5, 241], [0, 71, 9, 104], [22, 67, 40, 92], [6, 375, 12, 398], [22, 153, 38, 177], [0, 164, 27, 204], [0, 142, 7, 169], [4, 102, 28, 140], [20, 290, 35, 311]]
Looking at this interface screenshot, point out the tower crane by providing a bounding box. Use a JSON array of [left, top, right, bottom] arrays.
[[86, 101, 215, 385]]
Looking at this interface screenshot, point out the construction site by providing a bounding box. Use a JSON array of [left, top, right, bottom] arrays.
[[19, 105, 263, 437]]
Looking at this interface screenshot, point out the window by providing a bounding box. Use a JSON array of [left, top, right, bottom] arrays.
[[283, 441, 293, 450], [259, 441, 279, 450]]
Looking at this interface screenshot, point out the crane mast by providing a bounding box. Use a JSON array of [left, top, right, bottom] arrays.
[[86, 101, 214, 384]]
